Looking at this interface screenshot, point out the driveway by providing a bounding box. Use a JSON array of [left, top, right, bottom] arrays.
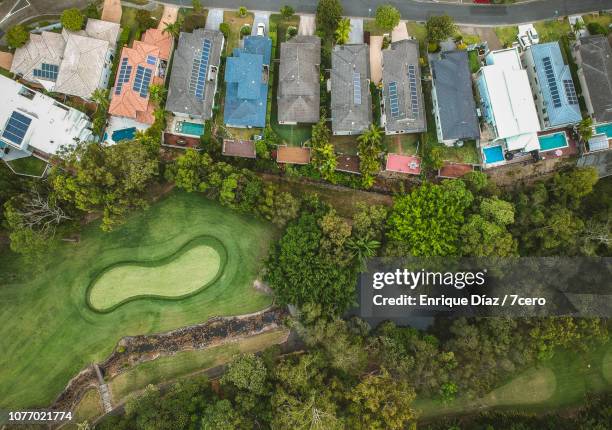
[[157, 5, 179, 31], [369, 36, 383, 85], [391, 21, 409, 42], [252, 11, 270, 36], [348, 18, 363, 44], [298, 14, 315, 36], [206, 8, 224, 31]]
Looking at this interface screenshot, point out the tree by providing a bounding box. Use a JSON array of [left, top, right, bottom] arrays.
[[387, 181, 473, 256], [219, 22, 230, 40], [6, 25, 30, 48], [460, 214, 517, 257], [587, 22, 607, 36], [316, 0, 343, 37], [91, 88, 109, 110], [135, 10, 154, 30], [357, 124, 383, 188], [310, 114, 337, 181], [222, 353, 268, 395], [577, 117, 594, 142], [422, 141, 444, 172], [51, 141, 159, 231], [192, 0, 203, 14], [426, 15, 456, 43], [238, 6, 248, 18], [335, 18, 351, 45], [375, 5, 401, 32], [61, 8, 85, 31], [347, 236, 381, 270], [201, 400, 243, 430], [163, 19, 182, 38], [148, 84, 167, 107], [280, 5, 295, 19]]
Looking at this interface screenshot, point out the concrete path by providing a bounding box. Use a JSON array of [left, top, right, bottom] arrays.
[[298, 14, 315, 36], [206, 8, 224, 31], [158, 5, 179, 31], [391, 21, 409, 42], [94, 364, 113, 413], [369, 36, 383, 85], [252, 11, 270, 36], [348, 18, 363, 44]]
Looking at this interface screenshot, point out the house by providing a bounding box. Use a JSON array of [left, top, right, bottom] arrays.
[[430, 50, 480, 145], [222, 139, 257, 158], [330, 44, 372, 135], [381, 39, 426, 135], [523, 42, 582, 129], [476, 47, 541, 154], [573, 35, 612, 124], [166, 29, 224, 122], [224, 36, 272, 128], [0, 76, 92, 162], [385, 153, 421, 175], [277, 36, 321, 125], [109, 29, 173, 125], [11, 19, 120, 99]]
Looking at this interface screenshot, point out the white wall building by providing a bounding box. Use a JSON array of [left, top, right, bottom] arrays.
[[0, 76, 93, 162]]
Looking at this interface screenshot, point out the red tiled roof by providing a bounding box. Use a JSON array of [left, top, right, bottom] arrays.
[[385, 153, 421, 175], [277, 146, 311, 164], [438, 163, 474, 178], [222, 139, 256, 158]]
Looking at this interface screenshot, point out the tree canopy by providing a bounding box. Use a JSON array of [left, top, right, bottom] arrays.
[[6, 25, 30, 48], [426, 15, 456, 43], [61, 8, 85, 31], [375, 5, 401, 32], [316, 0, 343, 37]]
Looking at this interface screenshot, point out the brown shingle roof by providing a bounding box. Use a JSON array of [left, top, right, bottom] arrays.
[[276, 146, 311, 164], [222, 139, 256, 158], [336, 154, 360, 174], [438, 162, 474, 178]]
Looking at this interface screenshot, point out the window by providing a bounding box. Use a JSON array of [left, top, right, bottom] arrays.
[[18, 86, 35, 100]]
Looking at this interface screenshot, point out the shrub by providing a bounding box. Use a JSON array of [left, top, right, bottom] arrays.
[[240, 25, 251, 37], [6, 25, 30, 48], [238, 6, 248, 18], [61, 8, 84, 31], [287, 26, 298, 39], [280, 5, 295, 19], [375, 5, 401, 32], [118, 27, 130, 46], [587, 22, 608, 36]]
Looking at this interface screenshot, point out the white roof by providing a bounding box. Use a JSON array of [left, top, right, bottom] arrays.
[[85, 18, 121, 45], [481, 48, 540, 149], [10, 32, 65, 82], [0, 76, 92, 156]]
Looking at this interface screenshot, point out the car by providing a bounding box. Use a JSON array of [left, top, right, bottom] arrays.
[[257, 23, 265, 36]]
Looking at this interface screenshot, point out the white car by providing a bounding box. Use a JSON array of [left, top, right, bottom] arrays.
[[257, 23, 265, 36]]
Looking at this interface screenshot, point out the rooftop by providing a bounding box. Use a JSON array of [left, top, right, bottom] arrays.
[[430, 50, 480, 141], [166, 29, 224, 119], [222, 139, 256, 158], [576, 35, 612, 124], [331, 44, 372, 134], [278, 36, 321, 124], [382, 39, 426, 134], [438, 162, 474, 178], [385, 153, 421, 175], [335, 154, 360, 173], [527, 42, 582, 127], [276, 146, 311, 164], [10, 31, 65, 86]]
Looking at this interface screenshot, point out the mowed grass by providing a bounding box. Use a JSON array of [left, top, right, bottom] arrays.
[[415, 341, 612, 419], [69, 388, 104, 427], [108, 328, 289, 403], [89, 238, 224, 311], [0, 191, 276, 409]]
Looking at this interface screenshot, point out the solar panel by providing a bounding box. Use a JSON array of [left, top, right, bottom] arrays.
[[353, 72, 361, 105], [132, 65, 153, 97], [2, 111, 32, 146], [147, 55, 157, 65], [115, 58, 132, 95], [388, 82, 400, 118], [563, 79, 578, 105], [33, 63, 59, 81], [542, 57, 562, 108], [189, 39, 212, 100], [408, 65, 419, 117]]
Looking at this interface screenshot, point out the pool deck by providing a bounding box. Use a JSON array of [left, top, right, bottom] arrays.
[[163, 132, 201, 149], [537, 128, 578, 159], [104, 116, 149, 146]]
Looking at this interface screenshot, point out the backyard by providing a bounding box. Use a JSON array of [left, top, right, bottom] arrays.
[[0, 191, 276, 409], [4, 156, 48, 176]]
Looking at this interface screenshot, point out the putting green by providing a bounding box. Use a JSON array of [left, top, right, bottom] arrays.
[[88, 237, 226, 312]]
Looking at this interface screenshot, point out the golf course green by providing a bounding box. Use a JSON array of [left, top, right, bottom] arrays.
[[88, 236, 226, 312], [0, 191, 276, 409]]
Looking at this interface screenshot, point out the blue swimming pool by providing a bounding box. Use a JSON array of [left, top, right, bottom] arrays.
[[483, 145, 504, 164], [178, 121, 205, 136], [111, 127, 136, 142], [538, 132, 568, 152], [595, 122, 612, 138]]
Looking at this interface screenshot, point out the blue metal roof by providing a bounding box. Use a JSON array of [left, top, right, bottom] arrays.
[[223, 36, 271, 128], [530, 42, 581, 127]]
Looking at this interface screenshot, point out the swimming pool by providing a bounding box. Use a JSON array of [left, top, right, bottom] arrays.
[[178, 121, 205, 136], [594, 122, 612, 138], [538, 132, 568, 152], [483, 145, 504, 164], [111, 127, 136, 142]]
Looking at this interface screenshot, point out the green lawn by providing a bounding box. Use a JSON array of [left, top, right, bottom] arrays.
[[468, 50, 481, 73], [88, 237, 224, 311], [108, 328, 288, 403], [364, 19, 387, 36], [535, 19, 571, 43], [382, 134, 419, 155], [583, 12, 612, 30], [223, 11, 254, 53], [182, 10, 208, 33], [5, 156, 48, 176], [494, 26, 519, 47], [406, 21, 428, 54], [0, 191, 275, 409], [416, 341, 612, 419], [70, 389, 103, 427]]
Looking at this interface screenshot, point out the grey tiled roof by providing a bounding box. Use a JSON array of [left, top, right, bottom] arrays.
[[382, 39, 426, 133], [577, 36, 612, 124], [331, 44, 372, 134], [166, 29, 224, 119], [278, 36, 321, 124], [430, 50, 480, 141]]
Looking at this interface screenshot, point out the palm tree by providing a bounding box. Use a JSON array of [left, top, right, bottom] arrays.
[[91, 88, 109, 110], [335, 18, 351, 45], [577, 117, 593, 142], [347, 236, 381, 270], [148, 84, 167, 107], [357, 124, 383, 145], [163, 19, 182, 38]]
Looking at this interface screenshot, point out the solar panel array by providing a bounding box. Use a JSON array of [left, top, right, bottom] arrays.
[[563, 79, 578, 105], [132, 65, 153, 98], [408, 65, 419, 117], [2, 111, 32, 146], [388, 82, 400, 118], [33, 63, 59, 81], [147, 55, 157, 65], [542, 56, 562, 108], [189, 39, 212, 100], [353, 72, 361, 105], [115, 58, 132, 95]]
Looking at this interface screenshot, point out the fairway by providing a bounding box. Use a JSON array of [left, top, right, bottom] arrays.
[[0, 192, 276, 409], [88, 237, 225, 311]]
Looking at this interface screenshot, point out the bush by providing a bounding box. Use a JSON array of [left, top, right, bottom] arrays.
[[238, 6, 248, 18], [280, 5, 295, 19], [287, 26, 298, 39], [6, 25, 30, 48], [375, 5, 401, 32], [587, 22, 608, 36], [118, 27, 130, 46], [61, 8, 84, 31], [219, 22, 230, 40], [240, 25, 251, 37]]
